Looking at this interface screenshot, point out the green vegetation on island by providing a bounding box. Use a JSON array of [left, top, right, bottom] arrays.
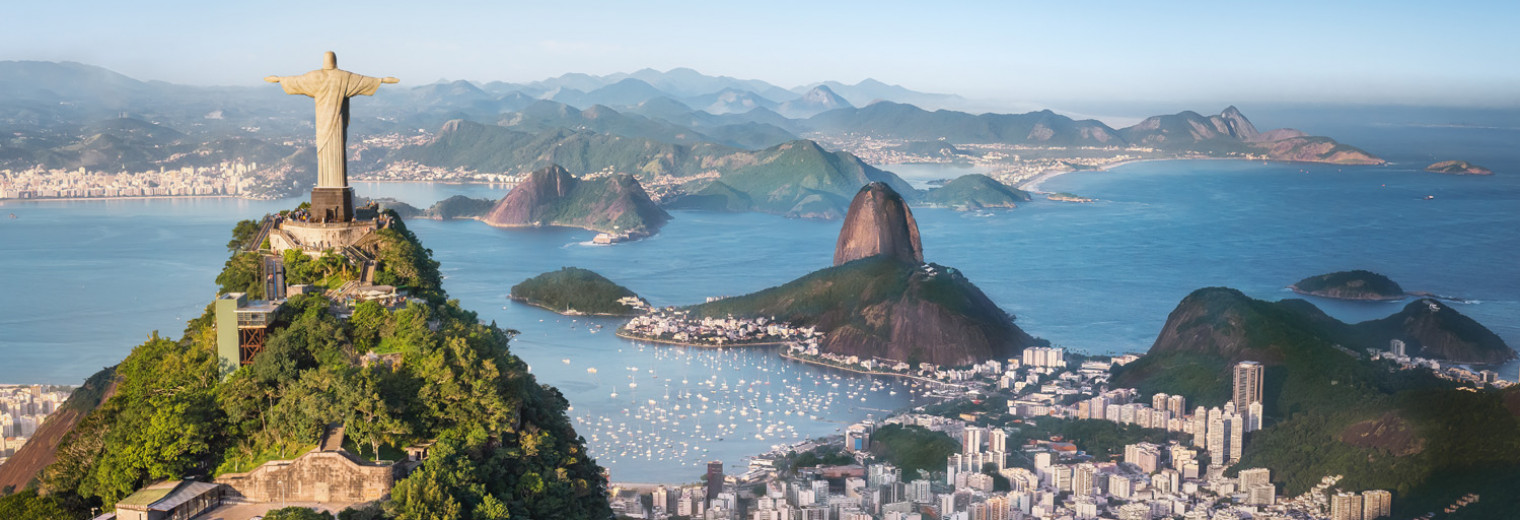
[[922, 174, 1031, 210], [1291, 270, 1405, 301], [0, 211, 611, 520], [510, 267, 645, 316], [1112, 287, 1520, 517], [1425, 160, 1493, 175]]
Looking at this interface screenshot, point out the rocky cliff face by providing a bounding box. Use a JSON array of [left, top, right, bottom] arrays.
[[483, 164, 669, 236], [485, 164, 578, 225], [1216, 106, 1261, 141], [834, 182, 924, 266]]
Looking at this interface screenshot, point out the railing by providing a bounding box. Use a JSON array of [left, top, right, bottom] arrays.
[[244, 215, 275, 252]]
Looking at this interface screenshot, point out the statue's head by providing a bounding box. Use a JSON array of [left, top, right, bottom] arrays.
[[323, 51, 337, 70]]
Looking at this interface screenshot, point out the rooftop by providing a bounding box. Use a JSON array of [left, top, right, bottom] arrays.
[[116, 480, 221, 511]]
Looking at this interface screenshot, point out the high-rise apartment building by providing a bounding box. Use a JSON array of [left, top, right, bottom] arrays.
[[1362, 489, 1392, 519], [989, 428, 1008, 453], [705, 461, 724, 504], [964, 426, 985, 454], [1233, 361, 1264, 409], [1331, 491, 1364, 520]]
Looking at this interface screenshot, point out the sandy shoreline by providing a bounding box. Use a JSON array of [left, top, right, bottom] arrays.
[[1016, 158, 1174, 193]]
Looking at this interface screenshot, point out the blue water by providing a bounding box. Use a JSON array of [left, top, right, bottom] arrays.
[[1, 122, 1517, 481]]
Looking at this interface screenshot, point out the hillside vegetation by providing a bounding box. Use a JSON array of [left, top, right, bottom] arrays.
[[0, 212, 611, 520], [1113, 287, 1520, 517]]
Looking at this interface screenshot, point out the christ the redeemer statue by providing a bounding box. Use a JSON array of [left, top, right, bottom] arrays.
[[266, 51, 397, 222]]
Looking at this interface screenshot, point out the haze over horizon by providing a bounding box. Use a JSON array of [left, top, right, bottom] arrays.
[[4, 0, 1517, 109]]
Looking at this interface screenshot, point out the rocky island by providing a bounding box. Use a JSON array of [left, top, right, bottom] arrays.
[[1046, 192, 1095, 203], [1290, 270, 1406, 301], [670, 182, 1044, 366], [921, 174, 1031, 210], [483, 164, 670, 240], [1425, 160, 1493, 175], [511, 267, 647, 316]]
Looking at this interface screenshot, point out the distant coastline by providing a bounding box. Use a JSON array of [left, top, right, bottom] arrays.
[[0, 194, 239, 204], [1017, 157, 1348, 193]]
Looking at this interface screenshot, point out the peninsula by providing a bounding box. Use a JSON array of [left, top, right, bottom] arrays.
[[625, 182, 1044, 367]]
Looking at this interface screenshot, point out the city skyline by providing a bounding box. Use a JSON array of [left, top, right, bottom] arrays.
[[3, 1, 1517, 108]]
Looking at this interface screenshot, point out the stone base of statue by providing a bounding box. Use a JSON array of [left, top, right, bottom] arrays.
[[311, 187, 354, 223]]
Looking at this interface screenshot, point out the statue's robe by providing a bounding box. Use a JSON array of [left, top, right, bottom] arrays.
[[276, 70, 382, 188]]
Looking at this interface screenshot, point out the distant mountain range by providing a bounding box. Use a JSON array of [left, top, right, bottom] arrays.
[[1, 60, 1384, 207], [0, 61, 971, 135]]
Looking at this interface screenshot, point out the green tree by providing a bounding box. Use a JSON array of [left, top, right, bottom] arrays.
[[265, 506, 336, 520], [78, 334, 220, 504], [476, 494, 512, 520], [348, 301, 390, 352], [227, 219, 261, 252], [389, 441, 473, 520], [343, 368, 413, 460], [0, 490, 73, 520], [216, 252, 265, 298]]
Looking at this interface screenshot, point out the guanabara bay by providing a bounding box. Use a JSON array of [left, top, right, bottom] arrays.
[[1, 5, 1518, 520]]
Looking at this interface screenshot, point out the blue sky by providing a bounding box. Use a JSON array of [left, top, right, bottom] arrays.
[[4, 0, 1516, 107]]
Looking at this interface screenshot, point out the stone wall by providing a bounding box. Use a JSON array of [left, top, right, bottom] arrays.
[[216, 449, 394, 504], [270, 220, 376, 254]]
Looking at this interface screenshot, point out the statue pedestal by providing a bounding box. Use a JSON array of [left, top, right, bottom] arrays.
[[311, 187, 353, 223]]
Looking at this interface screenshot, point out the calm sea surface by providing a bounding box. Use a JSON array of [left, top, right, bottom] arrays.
[[1, 122, 1516, 482]]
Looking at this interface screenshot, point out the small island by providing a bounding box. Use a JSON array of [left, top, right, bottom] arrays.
[[1290, 270, 1406, 301], [1425, 160, 1493, 175], [1046, 192, 1095, 203], [365, 196, 495, 220], [922, 174, 1031, 210], [422, 195, 495, 219], [510, 267, 648, 316]]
